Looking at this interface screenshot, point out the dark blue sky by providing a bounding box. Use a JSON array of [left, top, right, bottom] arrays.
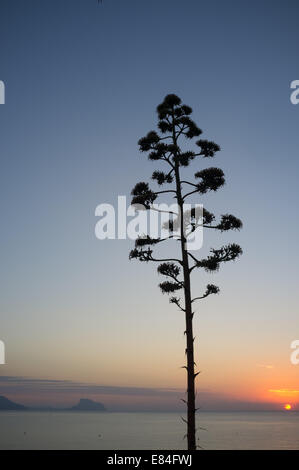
[[0, 0, 298, 408]]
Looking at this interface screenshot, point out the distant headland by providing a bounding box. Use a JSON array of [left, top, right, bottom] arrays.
[[0, 396, 106, 412]]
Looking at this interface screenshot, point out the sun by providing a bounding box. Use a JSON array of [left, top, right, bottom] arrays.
[[284, 404, 292, 410]]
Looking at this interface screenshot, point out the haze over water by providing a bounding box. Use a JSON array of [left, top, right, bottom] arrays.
[[0, 411, 298, 450]]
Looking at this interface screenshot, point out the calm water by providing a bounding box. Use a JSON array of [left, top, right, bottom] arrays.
[[0, 411, 298, 450]]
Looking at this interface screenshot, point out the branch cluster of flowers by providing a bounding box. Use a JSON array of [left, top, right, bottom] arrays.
[[129, 94, 243, 309]]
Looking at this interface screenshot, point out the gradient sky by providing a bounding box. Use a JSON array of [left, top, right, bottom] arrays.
[[0, 0, 299, 411]]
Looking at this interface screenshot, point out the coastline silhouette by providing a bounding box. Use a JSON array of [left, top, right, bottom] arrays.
[[0, 396, 106, 412]]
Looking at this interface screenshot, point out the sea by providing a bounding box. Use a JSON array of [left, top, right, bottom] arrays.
[[0, 411, 298, 450]]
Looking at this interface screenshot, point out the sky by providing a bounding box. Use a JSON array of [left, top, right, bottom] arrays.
[[0, 0, 298, 411]]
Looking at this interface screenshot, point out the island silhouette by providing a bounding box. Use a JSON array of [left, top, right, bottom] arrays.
[[0, 396, 106, 412]]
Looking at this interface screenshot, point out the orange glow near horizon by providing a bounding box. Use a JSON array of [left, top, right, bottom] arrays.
[[267, 389, 299, 406]]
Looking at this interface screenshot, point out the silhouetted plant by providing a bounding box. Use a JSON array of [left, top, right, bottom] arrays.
[[129, 94, 242, 450]]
